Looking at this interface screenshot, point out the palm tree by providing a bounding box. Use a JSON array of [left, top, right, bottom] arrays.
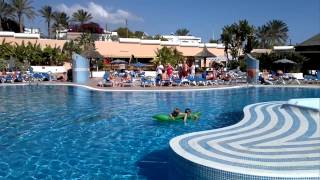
[[39, 5, 53, 38], [238, 20, 253, 43], [72, 9, 92, 26], [255, 20, 289, 48], [265, 20, 288, 47], [175, 28, 190, 36], [0, 1, 12, 31], [256, 25, 269, 48], [62, 40, 81, 60], [52, 11, 69, 39], [221, 25, 233, 60], [9, 0, 36, 33], [76, 32, 95, 51]]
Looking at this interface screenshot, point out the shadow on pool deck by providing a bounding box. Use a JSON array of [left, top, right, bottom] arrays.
[[136, 148, 171, 180]]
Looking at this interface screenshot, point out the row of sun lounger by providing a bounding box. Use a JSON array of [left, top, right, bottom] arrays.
[[100, 74, 319, 88], [0, 72, 54, 83], [134, 75, 248, 87], [261, 75, 320, 85]]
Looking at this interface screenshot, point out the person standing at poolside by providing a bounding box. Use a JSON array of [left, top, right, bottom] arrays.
[[212, 69, 217, 80], [156, 63, 164, 75], [182, 62, 189, 78], [156, 63, 164, 85], [190, 63, 195, 78], [167, 63, 174, 79], [177, 63, 183, 79]]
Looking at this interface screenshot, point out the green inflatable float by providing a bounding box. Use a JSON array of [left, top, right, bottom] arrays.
[[152, 112, 201, 122]]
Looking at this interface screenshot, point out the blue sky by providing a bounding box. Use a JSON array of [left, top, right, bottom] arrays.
[[26, 0, 320, 44]]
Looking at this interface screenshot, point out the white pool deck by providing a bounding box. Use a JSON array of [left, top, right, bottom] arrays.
[[170, 99, 320, 179], [287, 98, 320, 111]]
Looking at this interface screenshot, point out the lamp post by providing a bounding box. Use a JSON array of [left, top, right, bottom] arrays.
[[125, 19, 128, 38]]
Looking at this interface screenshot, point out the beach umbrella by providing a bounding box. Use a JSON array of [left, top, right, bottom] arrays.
[[273, 59, 297, 64], [81, 49, 103, 60], [132, 62, 146, 68], [81, 48, 104, 77], [110, 59, 128, 64], [273, 58, 296, 73]]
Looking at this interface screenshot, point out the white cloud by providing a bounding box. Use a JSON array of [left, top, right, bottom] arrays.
[[55, 2, 143, 25]]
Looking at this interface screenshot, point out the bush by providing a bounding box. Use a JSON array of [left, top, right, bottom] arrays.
[[227, 60, 239, 70]]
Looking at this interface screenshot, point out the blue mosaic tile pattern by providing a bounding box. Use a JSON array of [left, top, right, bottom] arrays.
[[170, 100, 320, 179]]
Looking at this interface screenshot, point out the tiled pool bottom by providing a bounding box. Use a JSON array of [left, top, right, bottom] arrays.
[[170, 100, 320, 180]]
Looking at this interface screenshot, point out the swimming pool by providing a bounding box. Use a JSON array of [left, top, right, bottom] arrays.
[[0, 86, 319, 179]]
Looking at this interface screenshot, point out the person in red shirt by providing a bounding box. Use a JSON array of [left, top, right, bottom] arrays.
[[166, 63, 173, 79]]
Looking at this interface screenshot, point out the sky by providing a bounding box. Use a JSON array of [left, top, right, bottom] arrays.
[[25, 0, 320, 44]]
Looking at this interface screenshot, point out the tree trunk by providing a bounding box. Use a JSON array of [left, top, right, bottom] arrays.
[[18, 15, 23, 33], [47, 21, 50, 38], [0, 18, 3, 31]]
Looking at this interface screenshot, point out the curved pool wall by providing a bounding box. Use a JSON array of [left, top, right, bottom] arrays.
[[0, 84, 320, 179], [169, 100, 320, 180]]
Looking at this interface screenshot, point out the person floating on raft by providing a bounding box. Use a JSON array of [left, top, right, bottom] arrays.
[[152, 108, 200, 122], [169, 108, 199, 123]]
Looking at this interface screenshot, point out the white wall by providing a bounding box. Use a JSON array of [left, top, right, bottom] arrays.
[[92, 71, 157, 78], [288, 73, 304, 80], [31, 66, 67, 73], [92, 71, 105, 77]]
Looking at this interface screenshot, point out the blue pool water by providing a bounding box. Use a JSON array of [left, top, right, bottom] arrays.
[[0, 86, 319, 179]]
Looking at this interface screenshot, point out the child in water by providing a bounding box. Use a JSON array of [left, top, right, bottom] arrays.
[[170, 108, 198, 123], [169, 108, 181, 120], [183, 108, 192, 122]]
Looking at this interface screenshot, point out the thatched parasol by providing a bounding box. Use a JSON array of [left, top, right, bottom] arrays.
[[195, 46, 217, 67]]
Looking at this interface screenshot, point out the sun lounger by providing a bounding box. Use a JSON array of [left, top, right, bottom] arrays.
[[122, 80, 134, 87], [0, 76, 4, 83], [14, 74, 24, 82], [41, 73, 50, 81], [171, 78, 182, 86], [206, 79, 218, 86], [5, 75, 15, 83], [273, 77, 286, 85], [284, 75, 301, 85], [303, 75, 319, 84], [32, 73, 44, 81], [186, 76, 197, 86], [141, 76, 155, 87], [161, 77, 172, 86], [195, 76, 207, 86], [103, 80, 114, 87]]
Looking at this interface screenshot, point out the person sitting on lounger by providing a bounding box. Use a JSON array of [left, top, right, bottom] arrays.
[[161, 70, 171, 86], [121, 72, 132, 84], [260, 69, 273, 85]]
